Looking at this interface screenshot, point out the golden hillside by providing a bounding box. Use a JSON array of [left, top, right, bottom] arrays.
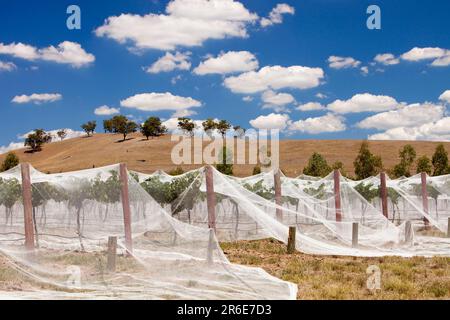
[[1, 133, 449, 177]]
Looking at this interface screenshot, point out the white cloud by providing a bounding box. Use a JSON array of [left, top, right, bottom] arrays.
[[357, 103, 444, 130], [288, 113, 346, 134], [94, 105, 120, 116], [171, 108, 197, 118], [401, 47, 450, 67], [439, 90, 450, 103], [0, 142, 24, 155], [368, 117, 450, 141], [171, 75, 182, 84], [360, 66, 369, 75], [242, 96, 253, 102], [315, 93, 327, 99], [11, 93, 62, 104], [193, 51, 258, 75], [1, 128, 85, 154], [0, 41, 95, 67], [327, 56, 361, 69], [327, 93, 399, 114], [296, 102, 325, 111], [145, 51, 191, 73], [260, 3, 295, 27], [95, 0, 257, 51], [224, 65, 324, 94], [249, 113, 290, 130], [0, 61, 17, 72], [261, 90, 295, 111], [120, 92, 202, 112], [374, 53, 400, 65]]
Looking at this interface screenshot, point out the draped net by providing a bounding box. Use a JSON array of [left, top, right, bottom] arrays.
[[0, 164, 296, 300]]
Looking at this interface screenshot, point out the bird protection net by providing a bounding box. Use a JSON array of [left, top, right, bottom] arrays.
[[0, 164, 297, 300], [133, 167, 450, 257]]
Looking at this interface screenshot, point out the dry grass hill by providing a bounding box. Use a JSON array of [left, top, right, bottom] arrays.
[[1, 133, 449, 177]]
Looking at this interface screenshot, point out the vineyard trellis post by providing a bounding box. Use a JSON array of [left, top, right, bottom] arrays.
[[352, 222, 359, 247], [380, 172, 389, 218], [421, 172, 429, 227], [205, 166, 216, 232], [274, 169, 283, 220], [21, 163, 35, 251], [334, 169, 342, 222], [119, 163, 133, 254]]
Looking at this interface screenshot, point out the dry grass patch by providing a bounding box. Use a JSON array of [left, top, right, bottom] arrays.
[[221, 239, 450, 299]]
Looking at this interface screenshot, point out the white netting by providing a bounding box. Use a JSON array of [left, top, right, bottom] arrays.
[[137, 167, 450, 257], [0, 165, 296, 300]]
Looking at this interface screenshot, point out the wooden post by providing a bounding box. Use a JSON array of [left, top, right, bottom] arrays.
[[334, 170, 342, 222], [20, 163, 35, 251], [405, 221, 413, 244], [421, 172, 429, 227], [447, 217, 450, 238], [206, 229, 215, 264], [380, 172, 389, 218], [287, 226, 296, 254], [119, 163, 133, 254], [107, 236, 117, 272], [274, 169, 283, 220], [205, 166, 216, 232], [352, 222, 359, 247]]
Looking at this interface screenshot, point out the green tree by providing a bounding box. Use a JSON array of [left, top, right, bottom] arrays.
[[432, 144, 450, 176], [107, 115, 138, 141], [233, 126, 246, 139], [416, 155, 432, 174], [202, 118, 217, 136], [1, 152, 19, 172], [216, 120, 231, 138], [303, 152, 332, 177], [393, 144, 417, 178], [24, 129, 52, 152], [215, 146, 233, 175], [252, 165, 261, 175], [332, 161, 346, 176], [103, 119, 114, 133], [178, 117, 196, 136], [169, 167, 184, 176], [57, 129, 67, 141], [140, 117, 167, 140], [81, 121, 97, 137], [353, 141, 383, 179]]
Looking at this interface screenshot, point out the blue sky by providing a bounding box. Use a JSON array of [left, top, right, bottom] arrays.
[[0, 0, 449, 153]]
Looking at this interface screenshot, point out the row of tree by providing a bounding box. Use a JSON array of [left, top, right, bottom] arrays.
[[302, 141, 450, 179]]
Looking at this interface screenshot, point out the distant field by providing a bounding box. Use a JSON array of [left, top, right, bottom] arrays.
[[1, 133, 449, 177]]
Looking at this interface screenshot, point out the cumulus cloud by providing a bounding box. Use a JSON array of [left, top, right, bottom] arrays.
[[288, 113, 346, 134], [315, 93, 327, 99], [327, 93, 399, 114], [242, 96, 253, 102], [193, 51, 258, 75], [360, 66, 369, 75], [374, 53, 400, 65], [249, 113, 290, 130], [438, 90, 450, 103], [1, 128, 85, 154], [0, 41, 95, 67], [95, 0, 258, 51], [327, 56, 361, 69], [260, 3, 295, 27], [368, 117, 450, 141], [357, 103, 444, 130], [296, 102, 325, 111], [401, 47, 450, 67], [0, 61, 17, 72], [120, 92, 202, 112], [145, 51, 191, 73], [171, 108, 197, 118], [261, 90, 295, 111], [224, 65, 324, 94], [11, 93, 62, 104], [94, 105, 120, 116]]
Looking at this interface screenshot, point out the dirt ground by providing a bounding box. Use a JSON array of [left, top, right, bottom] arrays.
[[1, 239, 449, 300], [1, 133, 449, 177]]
